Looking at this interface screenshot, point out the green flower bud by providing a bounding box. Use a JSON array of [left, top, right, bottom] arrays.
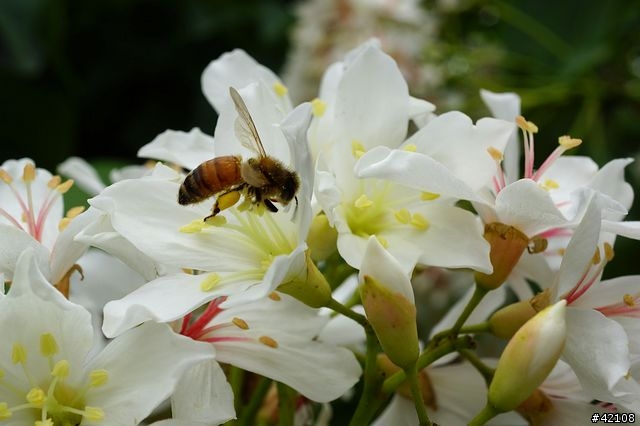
[[277, 251, 332, 308], [307, 214, 338, 262], [488, 300, 567, 413]]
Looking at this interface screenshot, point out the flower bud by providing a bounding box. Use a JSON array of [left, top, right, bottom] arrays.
[[475, 223, 529, 290], [377, 354, 436, 407], [277, 252, 332, 308], [307, 214, 338, 262], [488, 300, 567, 412], [361, 275, 419, 369], [488, 300, 537, 339]]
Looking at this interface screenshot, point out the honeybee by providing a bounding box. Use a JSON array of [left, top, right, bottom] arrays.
[[178, 87, 300, 220]]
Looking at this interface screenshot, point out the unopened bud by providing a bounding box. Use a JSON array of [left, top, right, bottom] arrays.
[[488, 300, 567, 413], [277, 252, 332, 308], [361, 275, 419, 369], [489, 300, 537, 339], [475, 223, 529, 290], [377, 354, 436, 408]]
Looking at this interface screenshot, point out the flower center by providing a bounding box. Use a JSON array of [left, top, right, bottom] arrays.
[[0, 333, 107, 424], [0, 163, 81, 244]]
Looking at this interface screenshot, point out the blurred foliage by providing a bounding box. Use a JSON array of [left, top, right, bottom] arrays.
[[0, 0, 296, 171], [1, 0, 639, 276]]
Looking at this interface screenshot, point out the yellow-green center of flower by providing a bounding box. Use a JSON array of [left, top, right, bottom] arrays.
[[343, 180, 432, 243], [0, 333, 108, 423]]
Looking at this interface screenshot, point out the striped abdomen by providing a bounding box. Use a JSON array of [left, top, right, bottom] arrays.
[[178, 156, 243, 205]]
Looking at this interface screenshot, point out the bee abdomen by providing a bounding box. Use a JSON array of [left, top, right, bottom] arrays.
[[178, 156, 242, 205]]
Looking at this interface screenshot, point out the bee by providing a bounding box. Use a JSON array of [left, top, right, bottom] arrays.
[[178, 87, 300, 220]]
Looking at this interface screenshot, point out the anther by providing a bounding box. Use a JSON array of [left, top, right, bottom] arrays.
[[273, 82, 288, 97], [623, 294, 635, 307], [22, 163, 36, 182], [311, 98, 326, 117], [394, 209, 411, 224], [52, 360, 70, 379], [354, 194, 373, 209], [351, 140, 365, 159], [420, 192, 440, 201], [11, 343, 27, 365], [232, 317, 249, 330], [268, 292, 281, 301], [259, 336, 278, 348], [89, 369, 109, 387], [26, 387, 46, 407], [56, 179, 74, 194], [40, 333, 59, 357], [0, 169, 11, 184], [200, 273, 221, 292], [487, 146, 503, 162], [558, 135, 582, 149], [47, 175, 61, 189]]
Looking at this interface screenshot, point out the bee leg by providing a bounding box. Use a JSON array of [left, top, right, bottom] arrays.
[[263, 199, 278, 213], [204, 191, 242, 221]]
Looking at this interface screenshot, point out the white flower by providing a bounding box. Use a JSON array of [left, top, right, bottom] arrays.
[[312, 41, 492, 275], [0, 248, 213, 425]]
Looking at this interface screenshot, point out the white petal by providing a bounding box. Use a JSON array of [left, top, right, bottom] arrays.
[[405, 111, 515, 191], [201, 49, 285, 113], [57, 157, 106, 196], [334, 43, 409, 150], [602, 220, 640, 240], [138, 128, 216, 170], [589, 158, 634, 211], [409, 96, 436, 128], [85, 322, 214, 425], [494, 179, 567, 236], [102, 272, 241, 338], [564, 308, 631, 399], [214, 329, 361, 402], [355, 147, 481, 202], [171, 359, 235, 425], [0, 224, 51, 280], [359, 236, 414, 302]]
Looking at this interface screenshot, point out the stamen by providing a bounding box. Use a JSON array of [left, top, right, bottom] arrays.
[[84, 406, 105, 421], [47, 175, 61, 189], [26, 387, 46, 408], [56, 179, 74, 194], [592, 247, 601, 265], [558, 135, 582, 149], [273, 82, 288, 97], [51, 360, 69, 379], [351, 140, 365, 159], [0, 168, 12, 184], [35, 420, 53, 426], [420, 192, 440, 201], [259, 336, 278, 348], [354, 194, 373, 209], [624, 294, 635, 307], [180, 219, 213, 233], [604, 242, 614, 261], [532, 135, 581, 181], [375, 235, 389, 248], [232, 317, 249, 330], [11, 343, 27, 365], [487, 146, 506, 192], [394, 209, 411, 224], [89, 370, 109, 387], [268, 292, 281, 301], [311, 98, 326, 117], [40, 333, 59, 357], [540, 179, 559, 191], [200, 273, 221, 292], [0, 402, 11, 419], [22, 163, 36, 182], [403, 144, 417, 152], [410, 213, 430, 230]]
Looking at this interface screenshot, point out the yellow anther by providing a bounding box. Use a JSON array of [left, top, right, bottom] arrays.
[[557, 248, 566, 256], [268, 292, 281, 301], [311, 98, 326, 117], [351, 140, 366, 158], [89, 369, 109, 387], [527, 237, 548, 254], [541, 179, 559, 191], [232, 317, 249, 330], [40, 333, 59, 357], [259, 336, 278, 348], [52, 360, 69, 379], [58, 217, 72, 232], [47, 175, 61, 188], [592, 247, 601, 265], [56, 179, 74, 194], [200, 273, 221, 292], [11, 343, 27, 365], [260, 256, 274, 272], [273, 81, 288, 97], [354, 194, 373, 209], [558, 135, 582, 149], [410, 213, 430, 230], [623, 294, 636, 307], [66, 206, 85, 219], [36, 420, 54, 426], [403, 144, 417, 152], [0, 402, 11, 419], [84, 406, 105, 421], [22, 163, 36, 182], [204, 215, 227, 226], [26, 387, 46, 407], [375, 235, 389, 248], [420, 192, 440, 201], [516, 115, 538, 133], [394, 209, 411, 224], [487, 146, 503, 162], [604, 242, 614, 261], [179, 219, 210, 233], [0, 169, 12, 184]]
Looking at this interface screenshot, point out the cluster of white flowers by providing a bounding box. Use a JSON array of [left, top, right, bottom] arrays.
[[1, 40, 639, 425]]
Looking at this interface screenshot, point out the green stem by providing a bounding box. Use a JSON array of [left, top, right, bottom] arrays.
[[406, 363, 432, 426], [429, 321, 490, 349], [450, 285, 488, 337], [277, 382, 295, 426], [239, 376, 272, 426], [383, 336, 474, 394], [468, 403, 500, 426], [349, 327, 385, 426], [459, 349, 495, 385], [326, 297, 371, 331]]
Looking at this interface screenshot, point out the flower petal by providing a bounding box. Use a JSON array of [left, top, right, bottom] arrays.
[[57, 157, 107, 196], [138, 128, 216, 170]]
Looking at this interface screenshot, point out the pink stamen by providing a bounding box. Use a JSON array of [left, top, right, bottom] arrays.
[[0, 207, 25, 230], [34, 190, 61, 241], [537, 228, 572, 239], [595, 296, 640, 318], [200, 335, 251, 344], [565, 265, 603, 305], [523, 128, 534, 179], [181, 297, 226, 338], [532, 146, 566, 181]]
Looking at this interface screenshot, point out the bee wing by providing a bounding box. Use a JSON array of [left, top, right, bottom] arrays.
[[229, 87, 267, 158]]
